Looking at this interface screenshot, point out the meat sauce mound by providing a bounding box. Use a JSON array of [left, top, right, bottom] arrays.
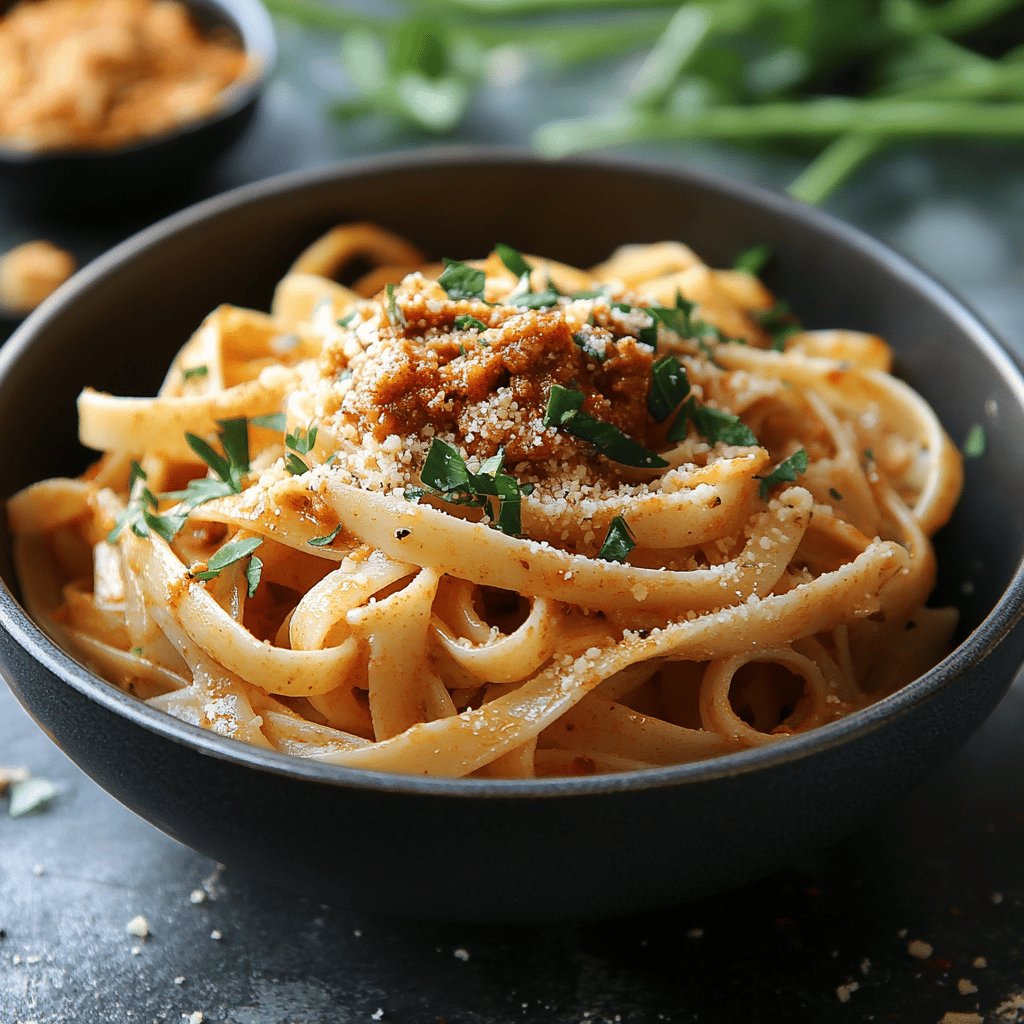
[[327, 281, 661, 466]]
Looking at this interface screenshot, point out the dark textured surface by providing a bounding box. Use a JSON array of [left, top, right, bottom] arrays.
[[2, 16, 1024, 1023]]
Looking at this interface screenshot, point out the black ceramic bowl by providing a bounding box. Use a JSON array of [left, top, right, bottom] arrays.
[[0, 0, 276, 213], [2, 152, 1023, 923]]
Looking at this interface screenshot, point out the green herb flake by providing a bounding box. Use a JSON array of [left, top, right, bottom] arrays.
[[245, 554, 263, 598], [454, 314, 488, 332], [963, 424, 986, 458], [411, 439, 532, 536], [669, 397, 759, 447], [286, 424, 318, 456], [385, 283, 407, 329], [285, 453, 310, 476], [337, 310, 357, 327], [648, 355, 690, 423], [509, 288, 559, 310], [251, 412, 287, 432], [438, 258, 486, 301], [131, 646, 144, 656], [108, 461, 187, 544], [734, 243, 772, 276], [543, 385, 668, 469], [308, 525, 342, 547], [597, 515, 636, 563], [192, 537, 264, 582], [182, 365, 209, 381], [754, 300, 802, 352], [757, 449, 809, 499], [495, 242, 533, 279]]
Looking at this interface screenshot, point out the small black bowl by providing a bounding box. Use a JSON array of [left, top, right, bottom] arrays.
[[0, 0, 276, 213], [1, 152, 1023, 923]]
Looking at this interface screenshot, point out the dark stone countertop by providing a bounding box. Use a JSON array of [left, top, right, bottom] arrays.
[[2, 18, 1024, 1024]]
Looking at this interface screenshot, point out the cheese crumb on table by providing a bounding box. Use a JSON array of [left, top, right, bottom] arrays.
[[126, 915, 150, 939], [957, 978, 979, 996], [0, 241, 75, 314], [835, 980, 859, 1003], [907, 939, 934, 960]]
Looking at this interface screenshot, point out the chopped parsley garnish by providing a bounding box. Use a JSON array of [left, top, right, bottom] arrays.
[[163, 417, 253, 515], [181, 365, 209, 381], [251, 412, 287, 432], [544, 385, 668, 469], [571, 287, 608, 300], [438, 258, 486, 301], [284, 424, 318, 476], [511, 290, 559, 310], [454, 314, 488, 332], [963, 423, 986, 458], [244, 555, 263, 598], [108, 461, 187, 543], [406, 439, 533, 536], [648, 291, 738, 356], [337, 310, 357, 327], [754, 300, 802, 351], [734, 243, 772, 276], [384, 283, 406, 329], [648, 355, 690, 423], [495, 243, 532, 278], [668, 398, 759, 447], [756, 448, 809, 499], [191, 537, 264, 590], [828, 486, 844, 501], [308, 525, 341, 547], [597, 515, 636, 563]]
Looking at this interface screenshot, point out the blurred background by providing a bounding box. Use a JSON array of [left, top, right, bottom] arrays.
[[3, 2, 1024, 1023]]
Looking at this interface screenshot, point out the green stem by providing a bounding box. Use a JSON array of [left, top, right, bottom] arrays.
[[266, 0, 667, 65], [789, 44, 1024, 203], [537, 100, 1024, 155], [422, 0, 680, 10]]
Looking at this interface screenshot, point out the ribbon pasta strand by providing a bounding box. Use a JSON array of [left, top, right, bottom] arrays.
[[9, 227, 962, 777]]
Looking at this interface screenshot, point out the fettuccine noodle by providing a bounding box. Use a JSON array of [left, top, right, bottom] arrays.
[[9, 224, 963, 777]]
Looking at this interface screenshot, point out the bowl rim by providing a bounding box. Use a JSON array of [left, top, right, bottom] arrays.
[[0, 0, 277, 162], [3, 147, 1024, 799]]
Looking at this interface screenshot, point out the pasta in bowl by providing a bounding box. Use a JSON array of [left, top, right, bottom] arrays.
[[9, 222, 964, 779]]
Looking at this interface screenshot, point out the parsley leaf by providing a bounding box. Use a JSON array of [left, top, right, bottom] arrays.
[[385, 283, 406, 328], [648, 355, 690, 422], [109, 462, 190, 543], [734, 243, 772, 276], [454, 314, 488, 331], [963, 423, 986, 458], [251, 412, 287, 432], [184, 417, 250, 496], [421, 437, 472, 492], [544, 385, 668, 469], [245, 555, 262, 598], [756, 448, 809, 499], [308, 525, 341, 547], [649, 292, 738, 356], [495, 243, 532, 278], [409, 439, 532, 536], [287, 424, 318, 456], [598, 516, 636, 563], [182, 365, 209, 381], [509, 285, 559, 309], [438, 258, 486, 301], [337, 310, 357, 327], [667, 397, 759, 447], [191, 537, 264, 582], [754, 300, 802, 351]]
